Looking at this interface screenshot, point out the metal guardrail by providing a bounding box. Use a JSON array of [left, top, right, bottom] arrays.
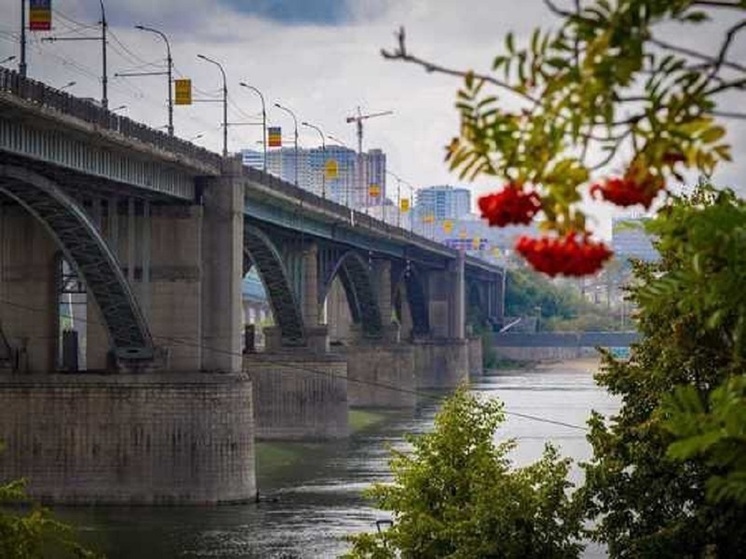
[[242, 166, 502, 274], [0, 67, 221, 169]]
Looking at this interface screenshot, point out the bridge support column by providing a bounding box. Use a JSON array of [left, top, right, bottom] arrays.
[[0, 205, 56, 373], [303, 242, 329, 353], [0, 373, 255, 504], [247, 353, 348, 440], [201, 160, 244, 373]]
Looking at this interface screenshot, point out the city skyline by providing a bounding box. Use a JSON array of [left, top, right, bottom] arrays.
[[2, 2, 743, 240]]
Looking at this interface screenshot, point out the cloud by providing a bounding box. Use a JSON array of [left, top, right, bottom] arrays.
[[1, 0, 743, 241]]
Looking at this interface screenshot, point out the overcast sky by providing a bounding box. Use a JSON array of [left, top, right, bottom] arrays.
[[1, 0, 743, 238]]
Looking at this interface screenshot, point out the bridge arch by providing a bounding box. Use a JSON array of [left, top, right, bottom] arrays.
[[243, 224, 305, 345], [393, 265, 430, 338], [322, 251, 382, 338], [0, 165, 153, 361], [466, 279, 489, 329]]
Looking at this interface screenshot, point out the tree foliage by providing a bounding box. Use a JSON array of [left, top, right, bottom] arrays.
[[344, 388, 583, 558], [581, 186, 746, 557], [0, 475, 100, 559], [383, 0, 746, 275]]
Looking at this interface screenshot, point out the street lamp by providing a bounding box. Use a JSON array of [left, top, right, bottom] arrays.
[[0, 55, 15, 65], [197, 53, 228, 157], [274, 102, 298, 187], [134, 25, 174, 136], [239, 82, 266, 172], [111, 105, 127, 112], [58, 81, 76, 91], [302, 121, 326, 198]]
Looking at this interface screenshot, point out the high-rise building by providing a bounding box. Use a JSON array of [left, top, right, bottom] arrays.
[[241, 146, 386, 206], [415, 185, 471, 221]]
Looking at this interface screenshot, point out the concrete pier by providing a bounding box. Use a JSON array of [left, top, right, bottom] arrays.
[[413, 339, 469, 389], [0, 373, 255, 504], [247, 352, 348, 440], [343, 343, 416, 408]]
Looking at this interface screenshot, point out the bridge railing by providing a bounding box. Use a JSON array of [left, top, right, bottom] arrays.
[[0, 67, 221, 170]]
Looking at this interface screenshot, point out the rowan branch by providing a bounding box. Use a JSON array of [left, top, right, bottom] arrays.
[[381, 27, 540, 104], [650, 38, 746, 74]]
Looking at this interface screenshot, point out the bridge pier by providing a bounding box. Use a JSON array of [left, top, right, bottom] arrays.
[[0, 372, 254, 504], [0, 205, 57, 372], [247, 350, 348, 440]]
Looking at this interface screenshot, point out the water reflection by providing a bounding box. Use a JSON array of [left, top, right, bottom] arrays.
[[59, 358, 616, 558]]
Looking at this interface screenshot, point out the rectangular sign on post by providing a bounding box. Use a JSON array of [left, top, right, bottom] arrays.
[[174, 79, 192, 105], [29, 0, 52, 31], [324, 159, 338, 180], [268, 127, 282, 147], [400, 198, 410, 212], [368, 184, 380, 198]]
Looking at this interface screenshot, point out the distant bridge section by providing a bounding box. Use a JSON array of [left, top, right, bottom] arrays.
[[492, 331, 639, 361]]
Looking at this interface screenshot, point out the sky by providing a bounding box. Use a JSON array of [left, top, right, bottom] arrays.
[[0, 0, 744, 239]]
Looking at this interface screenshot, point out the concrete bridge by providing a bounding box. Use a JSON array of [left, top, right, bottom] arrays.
[[0, 69, 503, 504]]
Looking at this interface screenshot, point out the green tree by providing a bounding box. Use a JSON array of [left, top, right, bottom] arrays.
[[581, 186, 746, 557], [344, 388, 583, 558], [383, 0, 745, 275], [0, 476, 100, 558]]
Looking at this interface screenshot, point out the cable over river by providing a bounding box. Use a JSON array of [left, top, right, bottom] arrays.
[[59, 358, 617, 558]]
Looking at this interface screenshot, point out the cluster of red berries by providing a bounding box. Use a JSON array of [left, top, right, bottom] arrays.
[[515, 233, 613, 277], [590, 173, 664, 209], [478, 183, 541, 226]]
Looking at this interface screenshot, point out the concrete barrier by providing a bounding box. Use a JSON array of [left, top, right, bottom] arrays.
[[246, 353, 348, 440], [0, 373, 255, 504]]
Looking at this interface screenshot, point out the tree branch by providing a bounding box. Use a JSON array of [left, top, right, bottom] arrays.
[[650, 38, 746, 74], [381, 27, 540, 104]]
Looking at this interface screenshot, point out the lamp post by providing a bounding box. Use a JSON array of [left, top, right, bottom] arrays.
[[302, 121, 326, 198], [134, 25, 173, 136], [41, 0, 108, 107], [386, 170, 402, 227], [197, 54, 228, 157], [274, 102, 298, 187], [239, 82, 266, 172]]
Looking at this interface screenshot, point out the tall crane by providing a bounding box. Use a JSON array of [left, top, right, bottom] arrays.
[[346, 106, 394, 156], [346, 107, 393, 209]]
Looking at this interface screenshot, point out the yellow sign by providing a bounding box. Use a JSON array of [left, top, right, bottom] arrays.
[[400, 198, 410, 212], [423, 214, 435, 224], [369, 184, 381, 198], [443, 219, 454, 234], [174, 79, 192, 105], [325, 159, 338, 180], [491, 247, 501, 257], [472, 237, 481, 250]]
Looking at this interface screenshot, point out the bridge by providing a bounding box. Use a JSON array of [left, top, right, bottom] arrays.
[[0, 68, 504, 504]]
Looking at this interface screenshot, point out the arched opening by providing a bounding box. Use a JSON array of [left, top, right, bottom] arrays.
[[466, 281, 488, 332], [321, 251, 382, 344], [393, 265, 430, 339], [243, 224, 304, 350], [56, 254, 88, 370], [0, 166, 153, 366]]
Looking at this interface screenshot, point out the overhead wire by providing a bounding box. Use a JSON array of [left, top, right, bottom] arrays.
[[0, 296, 588, 433]]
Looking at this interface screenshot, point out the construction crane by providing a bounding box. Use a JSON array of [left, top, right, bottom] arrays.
[[346, 106, 394, 156]]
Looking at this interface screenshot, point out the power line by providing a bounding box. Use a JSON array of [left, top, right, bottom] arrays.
[[0, 297, 588, 432]]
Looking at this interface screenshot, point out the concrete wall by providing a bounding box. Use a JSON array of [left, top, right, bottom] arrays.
[[467, 335, 483, 376], [492, 331, 638, 361], [413, 339, 469, 389], [495, 345, 582, 361], [0, 206, 57, 372], [247, 353, 348, 440], [342, 344, 416, 408], [0, 373, 255, 504]]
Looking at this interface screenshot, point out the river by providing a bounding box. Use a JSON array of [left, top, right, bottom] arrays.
[[59, 358, 618, 558]]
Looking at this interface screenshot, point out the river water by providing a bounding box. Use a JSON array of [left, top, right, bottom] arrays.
[[60, 358, 618, 558]]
